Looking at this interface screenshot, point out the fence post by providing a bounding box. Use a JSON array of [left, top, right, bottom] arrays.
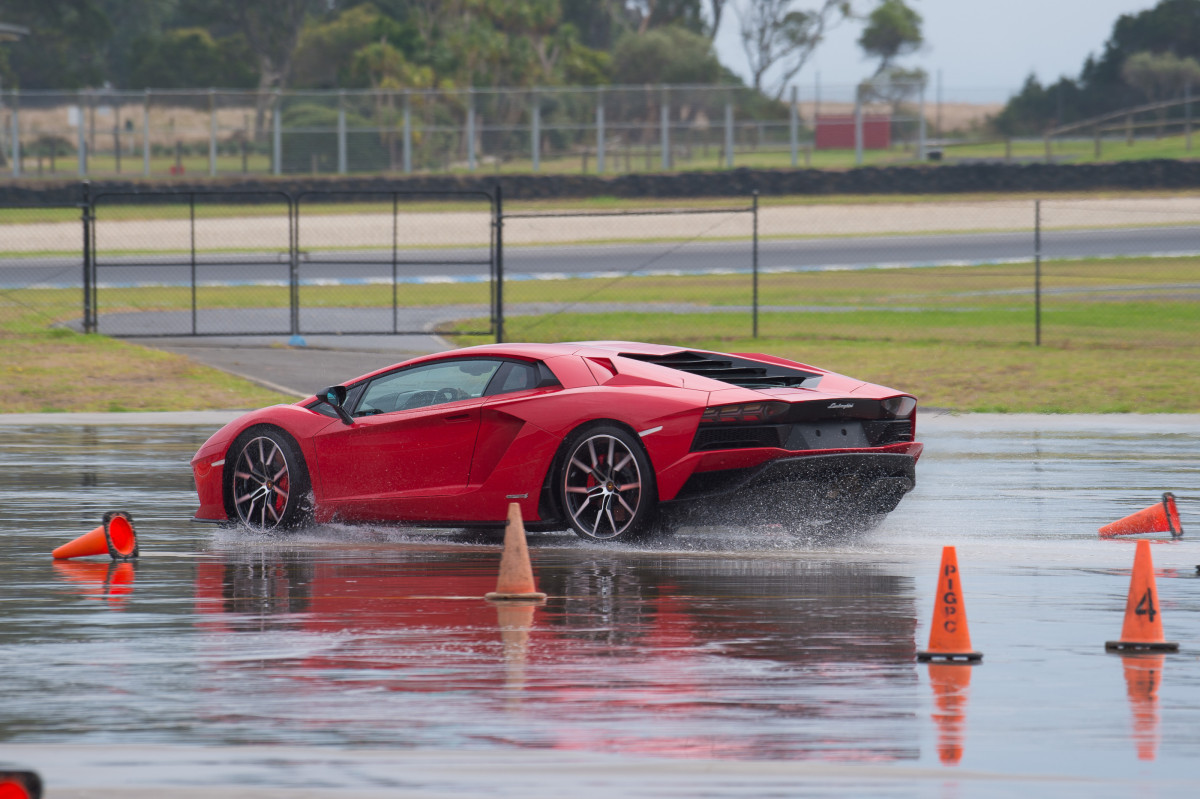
[[660, 86, 670, 170], [724, 99, 734, 168], [337, 90, 347, 174], [77, 90, 88, 176], [917, 78, 927, 161], [81, 180, 94, 333], [403, 91, 413, 174], [113, 93, 121, 174], [495, 184, 504, 344], [789, 85, 799, 167], [10, 89, 19, 178], [531, 91, 540, 172], [752, 191, 759, 339], [209, 88, 217, 177], [467, 88, 476, 171], [1187, 81, 1193, 152], [289, 193, 300, 339], [1035, 199, 1042, 347], [596, 89, 605, 175], [189, 192, 197, 335], [273, 90, 282, 176], [1094, 125, 1101, 160], [854, 84, 864, 166], [143, 90, 151, 176]]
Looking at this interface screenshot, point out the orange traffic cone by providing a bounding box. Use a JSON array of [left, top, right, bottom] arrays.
[[1099, 492, 1183, 538], [1121, 653, 1165, 761], [51, 511, 138, 560], [928, 663, 972, 766], [917, 546, 982, 662], [0, 771, 41, 799], [484, 503, 547, 602], [1106, 539, 1179, 651]]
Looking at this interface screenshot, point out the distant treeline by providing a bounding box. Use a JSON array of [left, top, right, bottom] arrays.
[[0, 1, 737, 95], [995, 0, 1200, 135]]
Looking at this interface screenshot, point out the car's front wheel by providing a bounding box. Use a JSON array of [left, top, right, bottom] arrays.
[[559, 425, 657, 542], [226, 427, 311, 531]]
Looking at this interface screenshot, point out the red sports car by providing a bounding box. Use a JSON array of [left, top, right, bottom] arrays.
[[191, 341, 922, 541]]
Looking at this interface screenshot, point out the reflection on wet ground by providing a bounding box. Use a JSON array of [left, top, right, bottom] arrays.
[[0, 415, 1198, 797]]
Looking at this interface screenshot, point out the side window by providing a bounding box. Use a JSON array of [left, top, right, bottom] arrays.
[[355, 359, 502, 416], [487, 362, 537, 396], [484, 361, 561, 397]]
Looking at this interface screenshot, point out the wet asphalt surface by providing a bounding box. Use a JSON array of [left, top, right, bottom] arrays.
[[1, 414, 1199, 797]]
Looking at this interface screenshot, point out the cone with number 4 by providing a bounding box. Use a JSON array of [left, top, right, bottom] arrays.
[[917, 546, 982, 662], [1106, 539, 1178, 652]]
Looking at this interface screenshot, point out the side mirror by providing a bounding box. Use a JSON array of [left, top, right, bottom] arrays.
[[318, 385, 355, 425]]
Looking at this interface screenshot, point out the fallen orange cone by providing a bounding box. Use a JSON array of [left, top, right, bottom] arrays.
[[52, 511, 138, 560], [1106, 539, 1179, 652], [485, 503, 547, 602], [917, 546, 982, 662], [0, 771, 41, 799], [1099, 492, 1183, 538], [52, 561, 136, 607]]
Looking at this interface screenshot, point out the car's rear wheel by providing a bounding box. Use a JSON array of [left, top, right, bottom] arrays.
[[227, 427, 311, 531], [560, 425, 657, 541]]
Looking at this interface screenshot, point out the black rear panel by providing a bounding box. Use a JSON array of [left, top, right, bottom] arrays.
[[692, 400, 914, 452]]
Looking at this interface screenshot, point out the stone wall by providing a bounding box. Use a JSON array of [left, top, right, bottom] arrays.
[[5, 159, 1200, 205]]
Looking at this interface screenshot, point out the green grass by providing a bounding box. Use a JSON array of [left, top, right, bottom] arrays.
[[3, 247, 1197, 413], [0, 287, 293, 413]]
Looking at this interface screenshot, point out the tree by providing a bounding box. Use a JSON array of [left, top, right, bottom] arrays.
[[291, 5, 420, 89], [611, 24, 723, 85], [736, 0, 851, 100], [1121, 50, 1200, 103], [179, 0, 327, 135], [128, 28, 257, 89], [0, 0, 111, 89], [858, 0, 921, 77], [628, 0, 708, 35], [1122, 50, 1200, 135]]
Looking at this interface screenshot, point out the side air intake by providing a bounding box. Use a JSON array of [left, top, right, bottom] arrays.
[[621, 351, 820, 389]]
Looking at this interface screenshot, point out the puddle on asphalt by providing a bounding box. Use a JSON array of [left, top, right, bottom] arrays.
[[0, 418, 1198, 796]]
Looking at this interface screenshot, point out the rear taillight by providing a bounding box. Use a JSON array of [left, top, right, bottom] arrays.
[[700, 401, 788, 424], [881, 396, 917, 419]]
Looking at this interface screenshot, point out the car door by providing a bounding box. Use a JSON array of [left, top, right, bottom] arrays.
[[313, 358, 503, 519]]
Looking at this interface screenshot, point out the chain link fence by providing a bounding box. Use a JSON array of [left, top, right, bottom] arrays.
[[0, 82, 939, 179], [0, 203, 86, 343], [4, 189, 1198, 354]]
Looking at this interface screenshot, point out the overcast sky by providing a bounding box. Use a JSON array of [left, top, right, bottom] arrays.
[[712, 0, 1160, 103]]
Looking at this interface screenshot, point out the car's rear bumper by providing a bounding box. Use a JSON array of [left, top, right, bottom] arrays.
[[660, 451, 918, 527]]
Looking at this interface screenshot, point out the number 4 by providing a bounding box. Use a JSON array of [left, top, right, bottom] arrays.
[[1135, 588, 1158, 624]]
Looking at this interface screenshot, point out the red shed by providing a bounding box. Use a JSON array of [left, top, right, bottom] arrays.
[[815, 114, 892, 150]]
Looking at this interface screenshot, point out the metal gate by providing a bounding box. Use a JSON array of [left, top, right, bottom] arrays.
[[293, 190, 497, 337], [89, 189, 295, 337], [84, 187, 499, 339]]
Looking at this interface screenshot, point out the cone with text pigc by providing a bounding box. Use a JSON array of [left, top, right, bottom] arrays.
[[917, 546, 982, 662]]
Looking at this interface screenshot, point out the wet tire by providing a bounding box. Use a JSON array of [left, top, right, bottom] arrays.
[[559, 425, 658, 542], [226, 427, 312, 531]]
